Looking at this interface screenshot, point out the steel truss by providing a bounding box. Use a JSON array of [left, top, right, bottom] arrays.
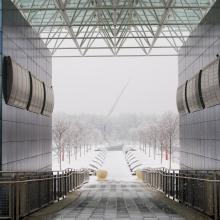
[[12, 0, 215, 57]]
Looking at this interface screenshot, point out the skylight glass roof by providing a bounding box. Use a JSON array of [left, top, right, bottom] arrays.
[[12, 0, 215, 57]]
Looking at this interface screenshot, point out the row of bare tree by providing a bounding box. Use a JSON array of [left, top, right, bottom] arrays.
[[53, 114, 103, 170], [52, 112, 178, 170], [128, 112, 179, 169]]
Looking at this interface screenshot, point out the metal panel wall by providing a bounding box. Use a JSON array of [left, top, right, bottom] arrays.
[[1, 0, 52, 171], [186, 71, 204, 113], [178, 0, 220, 169]]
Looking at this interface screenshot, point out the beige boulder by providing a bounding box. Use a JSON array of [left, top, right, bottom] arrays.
[[96, 169, 108, 180], [136, 169, 144, 181]]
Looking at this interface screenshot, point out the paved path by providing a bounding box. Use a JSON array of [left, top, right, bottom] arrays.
[[49, 181, 185, 220], [102, 151, 135, 181]]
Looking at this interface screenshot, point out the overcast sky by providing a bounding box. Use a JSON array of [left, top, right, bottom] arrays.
[[52, 56, 178, 115]]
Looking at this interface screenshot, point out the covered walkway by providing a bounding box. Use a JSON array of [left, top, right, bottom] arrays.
[[35, 181, 185, 220], [23, 151, 211, 220]]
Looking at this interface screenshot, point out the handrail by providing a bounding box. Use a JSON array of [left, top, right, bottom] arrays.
[[0, 168, 90, 220], [141, 166, 220, 172], [0, 168, 88, 174], [0, 172, 87, 184], [140, 168, 220, 220], [142, 170, 219, 182]]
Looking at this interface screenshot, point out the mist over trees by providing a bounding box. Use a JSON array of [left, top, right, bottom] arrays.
[[53, 113, 104, 169], [129, 112, 179, 169], [52, 112, 178, 170]]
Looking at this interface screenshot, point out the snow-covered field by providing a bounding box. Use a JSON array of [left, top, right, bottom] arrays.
[[132, 150, 180, 169], [52, 145, 180, 181], [52, 150, 98, 171], [125, 145, 180, 170], [52, 149, 134, 181]]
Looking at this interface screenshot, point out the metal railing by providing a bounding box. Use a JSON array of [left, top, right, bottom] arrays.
[[0, 168, 89, 220], [141, 168, 220, 220]]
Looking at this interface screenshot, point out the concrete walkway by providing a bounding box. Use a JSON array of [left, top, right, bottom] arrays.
[[27, 151, 211, 220], [47, 180, 185, 220]]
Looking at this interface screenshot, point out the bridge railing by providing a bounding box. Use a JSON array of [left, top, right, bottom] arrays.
[[0, 168, 89, 220], [141, 168, 220, 220]]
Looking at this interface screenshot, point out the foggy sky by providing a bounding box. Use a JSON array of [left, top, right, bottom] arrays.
[[52, 56, 178, 115]]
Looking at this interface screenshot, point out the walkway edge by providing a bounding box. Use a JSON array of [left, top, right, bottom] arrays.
[[145, 185, 212, 220], [24, 191, 81, 220]]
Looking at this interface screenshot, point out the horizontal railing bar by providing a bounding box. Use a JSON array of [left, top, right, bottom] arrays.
[[28, 23, 200, 27], [0, 174, 86, 184], [142, 172, 219, 182], [39, 46, 191, 49], [0, 168, 90, 220], [52, 54, 179, 57], [18, 36, 194, 40], [17, 6, 212, 10], [141, 167, 220, 219], [0, 168, 82, 174]]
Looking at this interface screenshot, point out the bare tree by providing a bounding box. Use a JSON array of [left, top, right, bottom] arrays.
[[128, 128, 139, 146], [146, 129, 152, 157], [161, 112, 179, 169], [53, 114, 105, 166], [64, 126, 76, 164], [52, 112, 178, 170], [71, 121, 83, 160], [88, 128, 103, 150], [149, 125, 158, 160], [157, 118, 167, 165], [53, 120, 70, 170], [137, 127, 145, 151], [135, 126, 150, 157]]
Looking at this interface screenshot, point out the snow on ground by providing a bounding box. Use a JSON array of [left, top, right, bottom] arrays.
[[135, 151, 180, 169], [52, 149, 99, 171], [125, 144, 180, 169], [102, 151, 135, 181], [52, 144, 180, 182], [52, 148, 135, 181]]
